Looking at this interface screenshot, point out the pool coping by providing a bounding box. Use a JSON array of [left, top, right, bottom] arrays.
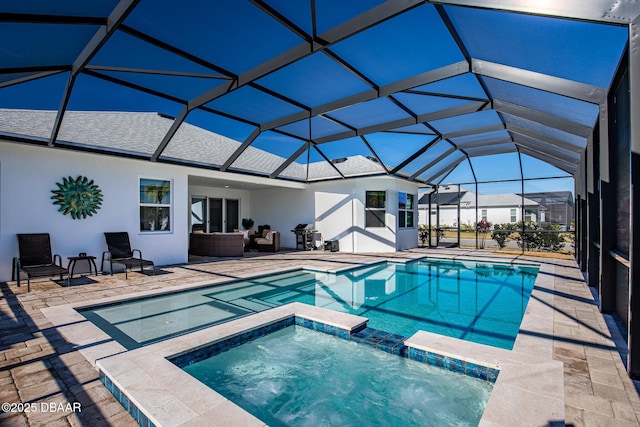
[[41, 256, 563, 426]]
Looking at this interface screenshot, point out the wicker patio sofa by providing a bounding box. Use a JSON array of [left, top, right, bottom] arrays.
[[189, 232, 244, 257]]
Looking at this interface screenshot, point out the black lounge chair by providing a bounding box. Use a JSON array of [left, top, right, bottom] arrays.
[[12, 233, 69, 291], [101, 232, 154, 278]]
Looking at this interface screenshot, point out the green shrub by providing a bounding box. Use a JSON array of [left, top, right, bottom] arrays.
[[476, 220, 491, 248], [490, 221, 566, 252], [491, 223, 514, 249], [418, 224, 429, 245], [459, 224, 474, 232], [535, 223, 565, 251], [516, 221, 565, 251]]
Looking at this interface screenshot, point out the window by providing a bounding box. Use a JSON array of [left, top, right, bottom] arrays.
[[140, 178, 171, 232], [365, 191, 386, 227], [510, 208, 517, 222], [524, 209, 534, 222], [481, 209, 487, 221], [398, 192, 415, 228]]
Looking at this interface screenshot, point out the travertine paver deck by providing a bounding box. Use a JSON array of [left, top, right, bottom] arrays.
[[0, 248, 638, 426]]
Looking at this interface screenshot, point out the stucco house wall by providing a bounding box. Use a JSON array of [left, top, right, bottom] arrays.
[[429, 206, 535, 226], [0, 141, 190, 282], [250, 177, 419, 252], [418, 188, 539, 228], [310, 178, 419, 252], [245, 186, 315, 250], [1, 141, 420, 282]]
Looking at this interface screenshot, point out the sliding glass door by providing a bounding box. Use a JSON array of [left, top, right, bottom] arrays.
[[226, 199, 239, 232], [190, 197, 207, 232], [191, 197, 239, 233], [209, 198, 223, 232]]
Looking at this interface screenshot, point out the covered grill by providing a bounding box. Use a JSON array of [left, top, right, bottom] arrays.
[[291, 224, 319, 250]]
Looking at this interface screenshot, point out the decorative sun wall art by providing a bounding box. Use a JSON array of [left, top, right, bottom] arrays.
[[51, 175, 103, 219]]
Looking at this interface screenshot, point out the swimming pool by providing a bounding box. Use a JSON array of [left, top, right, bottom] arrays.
[[79, 258, 538, 349], [179, 324, 492, 426]]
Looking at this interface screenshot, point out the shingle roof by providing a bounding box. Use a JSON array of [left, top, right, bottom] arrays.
[[418, 191, 467, 205], [0, 109, 386, 179], [419, 189, 537, 207], [477, 193, 537, 207]]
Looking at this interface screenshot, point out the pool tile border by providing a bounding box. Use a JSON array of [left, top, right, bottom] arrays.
[[168, 314, 496, 385], [99, 370, 154, 427]]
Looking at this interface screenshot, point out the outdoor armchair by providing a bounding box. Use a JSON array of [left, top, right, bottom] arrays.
[[255, 230, 280, 252], [13, 233, 69, 291], [101, 232, 155, 278]]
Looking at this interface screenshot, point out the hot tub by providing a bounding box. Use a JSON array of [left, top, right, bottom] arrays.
[[177, 323, 492, 426]]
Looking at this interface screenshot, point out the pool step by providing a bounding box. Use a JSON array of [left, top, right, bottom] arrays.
[[350, 327, 409, 357]]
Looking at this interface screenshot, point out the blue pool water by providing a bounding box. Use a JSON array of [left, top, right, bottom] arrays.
[[80, 258, 538, 349], [181, 325, 492, 426], [263, 259, 538, 349]]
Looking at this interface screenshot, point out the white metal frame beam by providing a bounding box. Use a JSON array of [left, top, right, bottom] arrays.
[[424, 155, 466, 184], [429, 0, 637, 25], [494, 98, 593, 138], [516, 145, 577, 175], [465, 142, 517, 157], [506, 123, 585, 154], [511, 133, 582, 163], [472, 59, 607, 104]]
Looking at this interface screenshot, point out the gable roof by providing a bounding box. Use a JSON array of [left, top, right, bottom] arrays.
[[419, 189, 538, 207]]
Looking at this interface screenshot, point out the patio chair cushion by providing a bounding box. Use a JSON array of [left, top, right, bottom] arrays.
[[21, 264, 68, 279]]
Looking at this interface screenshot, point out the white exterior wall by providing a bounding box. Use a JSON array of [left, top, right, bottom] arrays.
[[480, 207, 537, 225], [311, 178, 419, 252], [419, 205, 538, 227], [431, 207, 465, 227], [1, 141, 420, 281], [418, 206, 472, 228], [484, 207, 519, 224], [0, 141, 190, 282], [250, 177, 419, 252], [418, 206, 431, 228], [433, 207, 516, 226], [247, 187, 315, 249]]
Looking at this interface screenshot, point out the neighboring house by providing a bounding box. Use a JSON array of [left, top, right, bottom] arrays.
[[417, 186, 540, 227], [518, 191, 575, 230], [0, 110, 419, 282]]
